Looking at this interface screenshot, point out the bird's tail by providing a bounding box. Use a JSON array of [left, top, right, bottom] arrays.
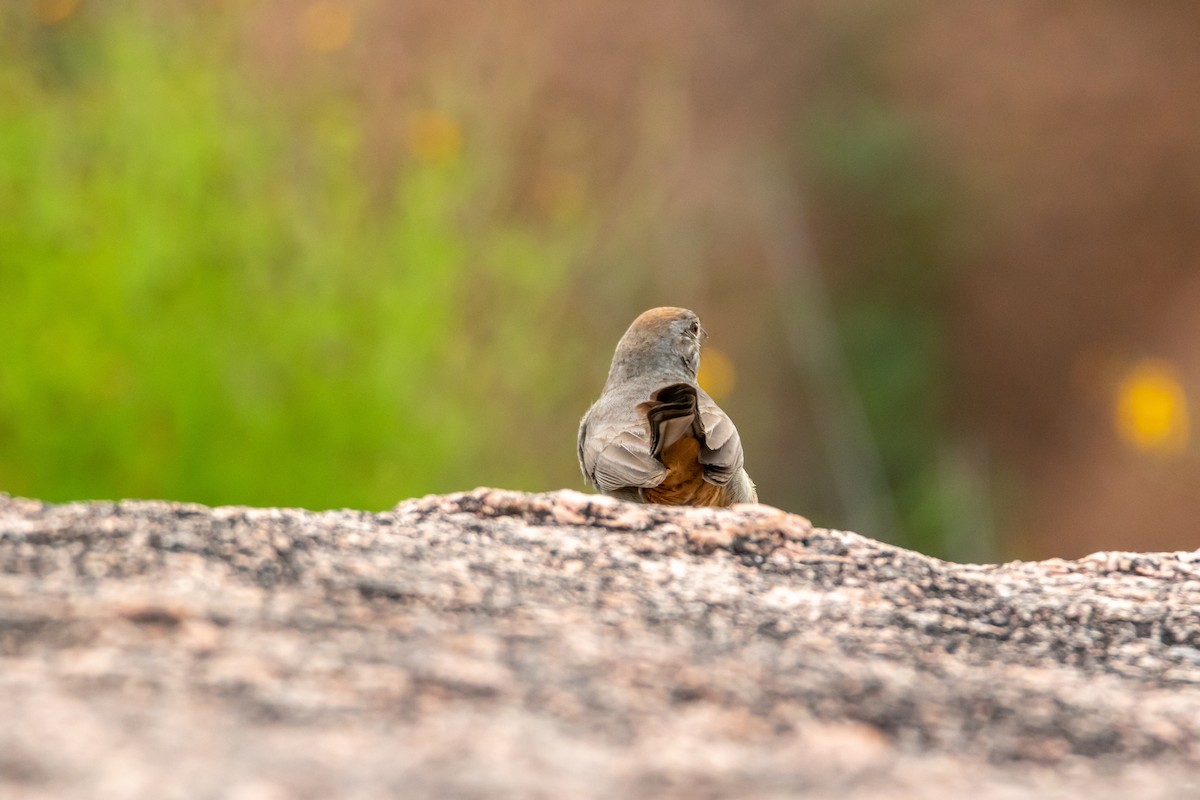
[[638, 383, 701, 461]]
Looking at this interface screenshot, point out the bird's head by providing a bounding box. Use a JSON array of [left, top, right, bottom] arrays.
[[606, 306, 706, 385]]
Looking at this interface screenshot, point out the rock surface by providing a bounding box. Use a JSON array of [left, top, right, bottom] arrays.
[[2, 488, 1200, 798]]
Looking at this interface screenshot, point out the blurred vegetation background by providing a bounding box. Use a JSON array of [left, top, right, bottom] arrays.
[[4, 0, 1200, 560]]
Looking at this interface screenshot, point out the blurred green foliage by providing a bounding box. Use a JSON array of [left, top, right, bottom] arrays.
[[0, 5, 585, 508], [805, 103, 972, 557]]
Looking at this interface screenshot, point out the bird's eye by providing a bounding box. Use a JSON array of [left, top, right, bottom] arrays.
[[688, 321, 700, 336]]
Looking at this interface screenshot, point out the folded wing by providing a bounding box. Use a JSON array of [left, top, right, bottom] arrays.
[[578, 414, 666, 495], [696, 389, 745, 485]]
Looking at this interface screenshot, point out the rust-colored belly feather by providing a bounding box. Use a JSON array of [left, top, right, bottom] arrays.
[[643, 436, 729, 507]]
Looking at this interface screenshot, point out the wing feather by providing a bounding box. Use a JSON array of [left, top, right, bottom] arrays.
[[696, 390, 744, 485], [580, 416, 666, 494]]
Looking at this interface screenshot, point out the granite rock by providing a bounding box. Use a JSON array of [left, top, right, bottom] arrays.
[[2, 489, 1199, 798]]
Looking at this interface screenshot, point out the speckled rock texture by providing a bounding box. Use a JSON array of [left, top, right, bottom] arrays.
[[2, 488, 1200, 799]]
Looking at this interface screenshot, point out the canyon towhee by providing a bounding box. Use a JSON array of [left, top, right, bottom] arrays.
[[577, 307, 758, 506]]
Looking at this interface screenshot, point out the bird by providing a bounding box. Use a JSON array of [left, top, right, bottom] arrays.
[[577, 307, 757, 506]]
